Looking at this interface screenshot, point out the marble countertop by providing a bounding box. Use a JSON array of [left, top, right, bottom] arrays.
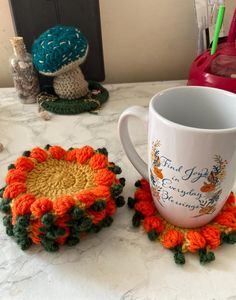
[[0, 81, 235, 300]]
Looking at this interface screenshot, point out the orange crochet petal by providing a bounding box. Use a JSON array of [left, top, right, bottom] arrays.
[[140, 179, 151, 193], [226, 192, 235, 205], [12, 194, 36, 224], [187, 230, 206, 252], [15, 156, 34, 172], [76, 190, 95, 208], [49, 146, 66, 160], [55, 215, 70, 245], [223, 205, 236, 218], [215, 211, 236, 229], [95, 169, 116, 186], [135, 189, 152, 202], [201, 226, 221, 249], [91, 186, 111, 199], [134, 200, 157, 217], [55, 215, 70, 226], [30, 220, 44, 244], [5, 169, 27, 185], [89, 153, 108, 170], [56, 227, 70, 245], [53, 195, 75, 216], [64, 149, 77, 161], [3, 182, 27, 199], [76, 146, 94, 165], [30, 197, 53, 218], [30, 147, 48, 162], [106, 199, 117, 216], [13, 194, 35, 215], [89, 209, 106, 224], [162, 229, 184, 249], [143, 216, 164, 233]]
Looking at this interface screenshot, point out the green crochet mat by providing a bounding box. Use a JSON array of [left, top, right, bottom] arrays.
[[37, 81, 109, 115]]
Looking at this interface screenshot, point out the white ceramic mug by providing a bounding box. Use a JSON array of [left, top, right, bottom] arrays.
[[118, 86, 236, 228]]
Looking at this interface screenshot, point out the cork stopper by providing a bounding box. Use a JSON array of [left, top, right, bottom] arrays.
[[10, 37, 26, 57]]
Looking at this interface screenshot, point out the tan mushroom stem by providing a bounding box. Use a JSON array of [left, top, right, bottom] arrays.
[[53, 66, 89, 100]]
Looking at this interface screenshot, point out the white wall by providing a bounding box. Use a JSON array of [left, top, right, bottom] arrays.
[[0, 0, 15, 87], [100, 0, 197, 83], [0, 0, 234, 87]]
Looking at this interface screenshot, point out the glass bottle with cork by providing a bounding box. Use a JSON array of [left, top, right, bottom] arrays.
[[9, 37, 40, 104]]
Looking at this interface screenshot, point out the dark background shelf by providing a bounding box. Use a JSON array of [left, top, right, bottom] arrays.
[[9, 0, 105, 87]]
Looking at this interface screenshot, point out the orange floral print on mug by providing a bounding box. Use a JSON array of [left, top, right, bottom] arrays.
[[200, 183, 216, 193], [153, 166, 164, 180]]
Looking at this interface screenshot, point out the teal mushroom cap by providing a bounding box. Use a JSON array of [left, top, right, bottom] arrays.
[[32, 25, 88, 76]]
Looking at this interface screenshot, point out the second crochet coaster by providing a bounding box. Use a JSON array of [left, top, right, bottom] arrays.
[[36, 81, 109, 115], [0, 145, 125, 251], [128, 179, 236, 265]]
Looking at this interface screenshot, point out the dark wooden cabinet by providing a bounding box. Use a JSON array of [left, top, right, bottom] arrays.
[[9, 0, 105, 86]]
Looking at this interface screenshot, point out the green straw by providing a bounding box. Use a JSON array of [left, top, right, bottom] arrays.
[[211, 5, 225, 55]]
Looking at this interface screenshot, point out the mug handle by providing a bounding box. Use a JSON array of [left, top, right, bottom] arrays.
[[118, 106, 149, 179]]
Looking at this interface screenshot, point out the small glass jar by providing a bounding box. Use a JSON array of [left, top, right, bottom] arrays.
[[9, 37, 40, 104]]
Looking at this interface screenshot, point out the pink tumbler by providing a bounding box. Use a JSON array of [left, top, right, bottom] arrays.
[[188, 8, 236, 93], [187, 42, 236, 93]]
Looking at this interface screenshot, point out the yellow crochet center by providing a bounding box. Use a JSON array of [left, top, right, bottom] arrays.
[[26, 158, 97, 200]]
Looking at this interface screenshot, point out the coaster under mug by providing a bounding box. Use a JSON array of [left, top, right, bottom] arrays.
[[128, 179, 236, 265], [119, 86, 236, 228]]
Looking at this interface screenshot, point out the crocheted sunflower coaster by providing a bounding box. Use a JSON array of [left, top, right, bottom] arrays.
[[36, 81, 109, 115], [128, 179, 236, 265], [0, 145, 125, 251]]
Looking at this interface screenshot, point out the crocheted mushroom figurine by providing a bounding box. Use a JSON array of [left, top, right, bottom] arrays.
[[32, 25, 89, 99]]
